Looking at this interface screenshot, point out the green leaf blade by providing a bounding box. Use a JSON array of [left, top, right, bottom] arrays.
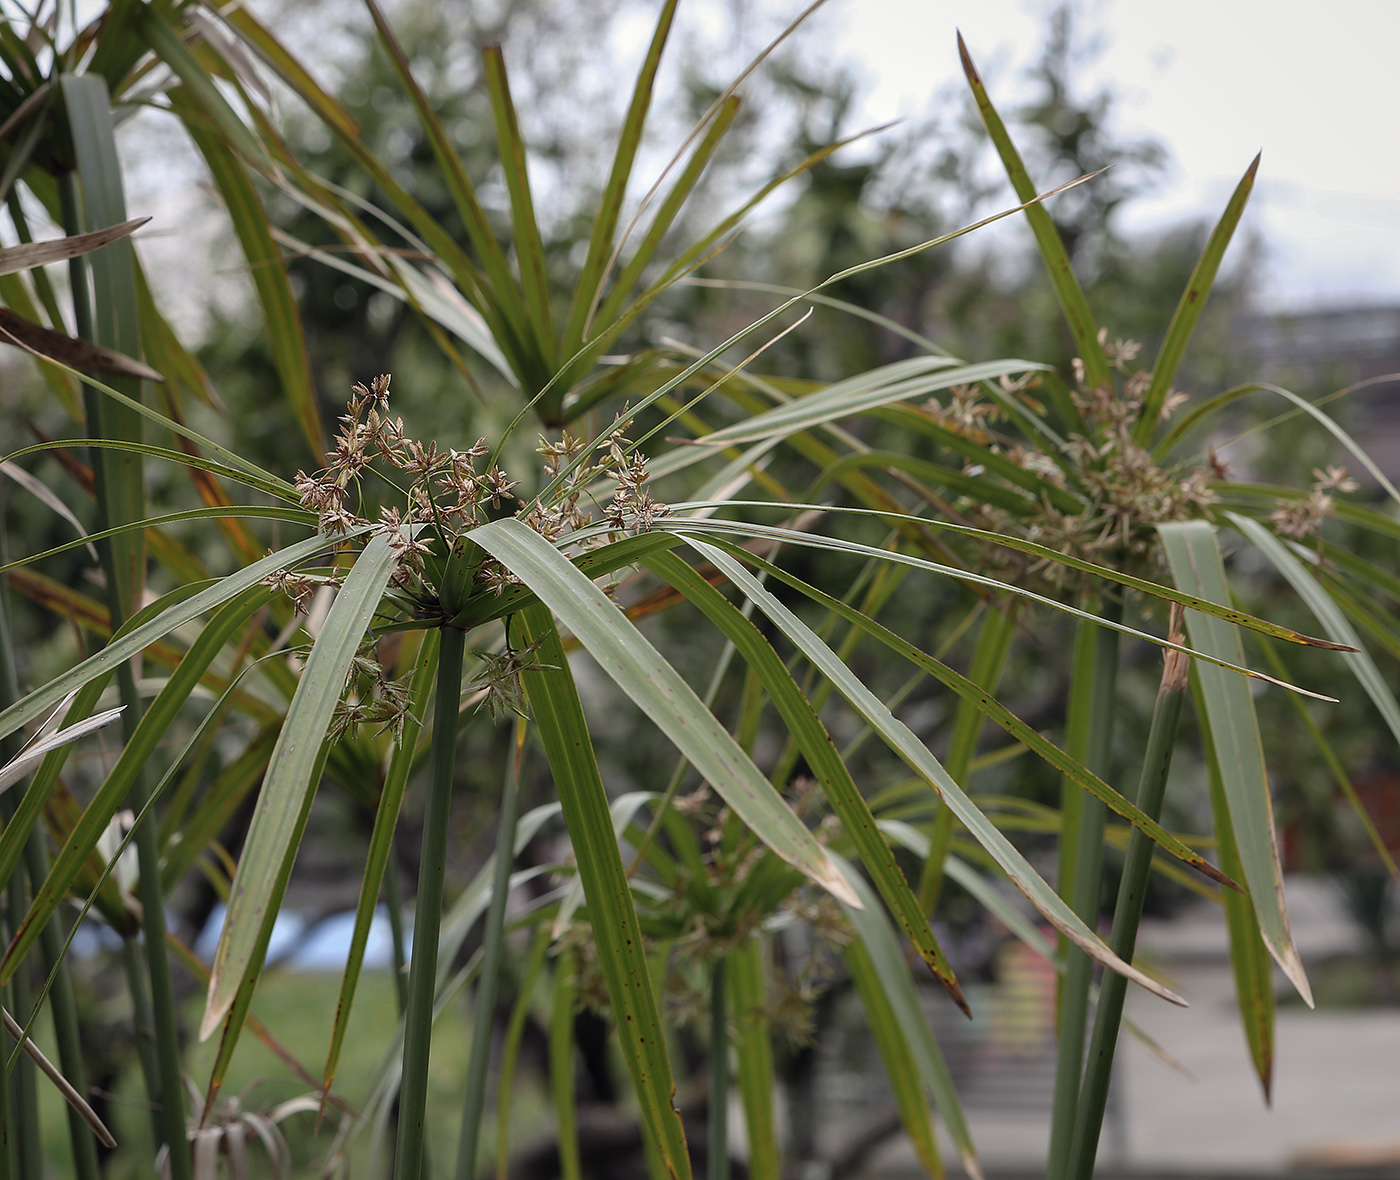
[[472, 518, 857, 905], [200, 534, 400, 1040], [514, 604, 692, 1180], [1158, 520, 1311, 1004]]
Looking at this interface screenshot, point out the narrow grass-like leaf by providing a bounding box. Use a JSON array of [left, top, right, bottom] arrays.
[[1, 1005, 116, 1150], [592, 97, 740, 331], [136, 5, 269, 167], [957, 33, 1108, 393], [63, 73, 147, 624], [727, 937, 779, 1180], [553, 790, 658, 938], [514, 603, 693, 1180], [1135, 157, 1258, 442], [837, 863, 979, 1180], [1230, 512, 1400, 768], [172, 87, 323, 460], [362, 0, 531, 370], [0, 531, 336, 743], [917, 603, 1015, 914], [693, 357, 1040, 448], [1251, 632, 1398, 878], [560, 0, 678, 362], [1193, 671, 1275, 1098], [220, 6, 361, 139], [497, 928, 550, 1180], [686, 540, 1236, 889], [1, 587, 273, 980], [201, 534, 399, 1040], [1159, 521, 1310, 1004], [482, 46, 554, 364], [550, 947, 583, 1180], [845, 935, 945, 1180], [0, 216, 147, 275], [203, 741, 330, 1118], [646, 548, 967, 1010], [321, 630, 439, 1102], [688, 538, 1183, 1004], [669, 506, 1352, 657], [0, 355, 294, 496], [476, 518, 856, 904]]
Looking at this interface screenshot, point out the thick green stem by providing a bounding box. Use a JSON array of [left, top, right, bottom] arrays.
[[1067, 639, 1189, 1180], [708, 957, 729, 1180], [395, 625, 466, 1180], [1047, 594, 1121, 1180], [455, 717, 526, 1180]]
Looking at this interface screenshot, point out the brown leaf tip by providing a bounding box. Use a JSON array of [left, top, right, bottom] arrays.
[[956, 31, 981, 85]]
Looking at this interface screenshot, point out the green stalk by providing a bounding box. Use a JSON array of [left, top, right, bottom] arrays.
[[550, 949, 582, 1180], [395, 624, 466, 1180], [0, 547, 37, 1180], [119, 937, 162, 1146], [2, 846, 40, 1180], [384, 854, 410, 1016], [25, 837, 101, 1180], [496, 929, 550, 1180], [917, 602, 1015, 914], [1067, 629, 1189, 1180], [0, 497, 19, 1180], [1046, 593, 1121, 1180], [708, 957, 729, 1180], [455, 716, 526, 1180], [0, 957, 8, 1180]]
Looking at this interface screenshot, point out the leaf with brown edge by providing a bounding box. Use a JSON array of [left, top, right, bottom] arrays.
[[0, 307, 163, 381], [0, 217, 148, 276]]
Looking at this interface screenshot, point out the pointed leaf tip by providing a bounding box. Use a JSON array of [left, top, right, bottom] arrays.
[[956, 31, 979, 83], [198, 994, 228, 1043]]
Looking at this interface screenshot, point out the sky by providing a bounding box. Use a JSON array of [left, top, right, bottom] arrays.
[[822, 0, 1400, 311]]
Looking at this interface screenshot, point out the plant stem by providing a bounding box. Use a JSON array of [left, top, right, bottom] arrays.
[[708, 957, 729, 1180], [25, 837, 101, 1180], [550, 949, 582, 1180], [384, 853, 410, 1017], [455, 716, 526, 1180], [395, 624, 466, 1180], [2, 845, 40, 1180], [119, 937, 162, 1145], [1046, 592, 1121, 1180], [496, 928, 550, 1180], [0, 561, 38, 1180], [1067, 626, 1189, 1180]]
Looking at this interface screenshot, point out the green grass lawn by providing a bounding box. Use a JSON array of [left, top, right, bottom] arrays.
[[38, 967, 551, 1178]]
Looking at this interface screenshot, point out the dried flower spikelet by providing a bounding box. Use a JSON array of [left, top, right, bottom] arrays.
[[1312, 465, 1359, 494]]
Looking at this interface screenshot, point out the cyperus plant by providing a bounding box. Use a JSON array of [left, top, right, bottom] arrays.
[[0, 5, 1394, 1180]]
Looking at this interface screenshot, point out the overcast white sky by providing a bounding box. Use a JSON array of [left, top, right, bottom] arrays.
[[822, 0, 1400, 311]]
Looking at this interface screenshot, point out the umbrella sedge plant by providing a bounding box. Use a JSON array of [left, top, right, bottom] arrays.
[[0, 4, 1390, 1179]]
